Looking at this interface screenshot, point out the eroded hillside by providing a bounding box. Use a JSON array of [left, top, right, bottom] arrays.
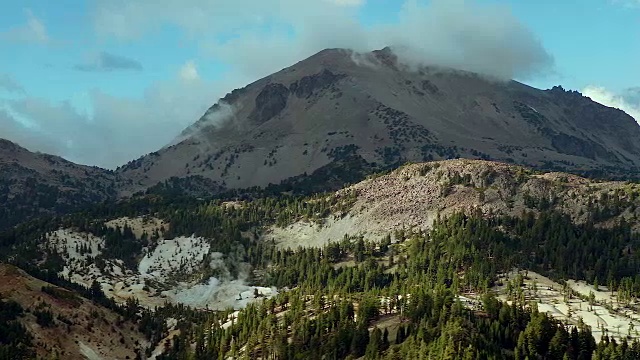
[[266, 159, 640, 248], [0, 264, 147, 359]]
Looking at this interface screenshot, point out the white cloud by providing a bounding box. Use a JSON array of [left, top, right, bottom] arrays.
[[199, 0, 551, 81], [89, 0, 555, 86], [24, 10, 48, 43], [385, 0, 552, 80], [0, 9, 49, 44], [179, 61, 200, 82], [582, 85, 640, 122], [0, 66, 246, 168]]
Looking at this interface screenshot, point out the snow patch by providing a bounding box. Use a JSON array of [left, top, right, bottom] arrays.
[[221, 311, 240, 330], [46, 229, 109, 287], [48, 229, 103, 262]]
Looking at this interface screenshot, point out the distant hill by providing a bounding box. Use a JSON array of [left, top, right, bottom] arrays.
[[265, 159, 640, 248], [0, 139, 117, 229], [118, 47, 640, 196]]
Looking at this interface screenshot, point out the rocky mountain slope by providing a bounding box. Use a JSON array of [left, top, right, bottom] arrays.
[[118, 47, 640, 196], [0, 139, 117, 229], [0, 263, 147, 359], [265, 159, 640, 248]]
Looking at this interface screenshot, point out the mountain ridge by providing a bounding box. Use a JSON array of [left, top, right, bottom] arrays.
[[0, 138, 118, 229], [265, 158, 640, 248]]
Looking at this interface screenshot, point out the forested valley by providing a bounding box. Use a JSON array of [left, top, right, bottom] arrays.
[[1, 180, 640, 359]]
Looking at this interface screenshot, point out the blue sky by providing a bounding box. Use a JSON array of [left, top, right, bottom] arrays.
[[0, 0, 638, 168]]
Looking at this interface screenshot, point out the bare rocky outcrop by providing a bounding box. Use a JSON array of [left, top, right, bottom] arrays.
[[289, 69, 346, 99], [249, 83, 290, 124], [266, 159, 640, 248]]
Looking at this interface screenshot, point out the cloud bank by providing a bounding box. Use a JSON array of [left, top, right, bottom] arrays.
[[92, 0, 552, 81], [2, 0, 554, 168], [386, 0, 553, 80], [1, 63, 244, 168]]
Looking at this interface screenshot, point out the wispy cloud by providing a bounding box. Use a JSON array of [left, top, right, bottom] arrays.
[[326, 0, 366, 6], [624, 87, 640, 103], [610, 0, 640, 8], [0, 74, 24, 93], [74, 52, 143, 72], [0, 9, 49, 44]]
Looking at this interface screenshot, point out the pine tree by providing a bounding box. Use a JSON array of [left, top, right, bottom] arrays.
[[396, 325, 406, 345], [366, 327, 382, 359], [382, 328, 390, 350]]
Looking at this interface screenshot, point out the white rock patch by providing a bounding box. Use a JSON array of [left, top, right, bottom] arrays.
[[47, 229, 277, 311], [139, 236, 210, 281], [163, 277, 277, 310], [491, 271, 640, 343]]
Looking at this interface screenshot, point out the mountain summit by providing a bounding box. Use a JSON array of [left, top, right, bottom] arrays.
[[117, 47, 640, 195]]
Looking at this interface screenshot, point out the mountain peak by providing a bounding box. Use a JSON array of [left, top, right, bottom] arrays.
[[115, 49, 640, 196]]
